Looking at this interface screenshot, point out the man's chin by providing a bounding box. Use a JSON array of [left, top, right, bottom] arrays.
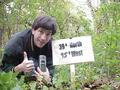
[[37, 44, 45, 48]]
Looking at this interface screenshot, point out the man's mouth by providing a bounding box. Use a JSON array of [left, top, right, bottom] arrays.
[[38, 40, 45, 46]]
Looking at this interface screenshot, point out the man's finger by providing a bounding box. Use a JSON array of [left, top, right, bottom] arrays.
[[37, 67, 43, 75], [23, 51, 28, 61]]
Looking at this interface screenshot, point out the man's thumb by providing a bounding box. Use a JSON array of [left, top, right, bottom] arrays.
[[24, 52, 28, 61]]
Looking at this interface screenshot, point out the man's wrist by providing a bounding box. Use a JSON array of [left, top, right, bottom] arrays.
[[12, 67, 15, 72]]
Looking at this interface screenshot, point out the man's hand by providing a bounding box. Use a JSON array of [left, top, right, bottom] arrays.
[[14, 52, 34, 73], [35, 67, 51, 82]]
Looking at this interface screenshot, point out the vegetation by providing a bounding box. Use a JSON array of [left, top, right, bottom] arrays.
[[0, 0, 120, 90]]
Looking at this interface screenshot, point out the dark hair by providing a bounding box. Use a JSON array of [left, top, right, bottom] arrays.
[[32, 15, 57, 35]]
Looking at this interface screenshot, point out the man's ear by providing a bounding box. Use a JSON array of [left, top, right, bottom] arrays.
[[32, 29, 35, 35]]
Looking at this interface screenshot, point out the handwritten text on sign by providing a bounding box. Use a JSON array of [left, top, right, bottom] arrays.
[[52, 36, 94, 65]]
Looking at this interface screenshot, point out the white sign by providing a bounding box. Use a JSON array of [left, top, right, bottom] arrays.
[[52, 36, 94, 65]]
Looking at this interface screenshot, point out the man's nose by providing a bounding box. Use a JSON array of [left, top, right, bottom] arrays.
[[41, 33, 47, 41]]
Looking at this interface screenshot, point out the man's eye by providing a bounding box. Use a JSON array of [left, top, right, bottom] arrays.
[[47, 33, 52, 36], [39, 30, 43, 33]]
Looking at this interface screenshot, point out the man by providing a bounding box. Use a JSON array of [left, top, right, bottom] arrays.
[[1, 15, 57, 82]]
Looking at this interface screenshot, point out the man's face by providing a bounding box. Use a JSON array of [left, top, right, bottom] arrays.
[[32, 28, 52, 48]]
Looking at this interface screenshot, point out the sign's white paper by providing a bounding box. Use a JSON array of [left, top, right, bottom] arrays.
[[52, 36, 94, 65]]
